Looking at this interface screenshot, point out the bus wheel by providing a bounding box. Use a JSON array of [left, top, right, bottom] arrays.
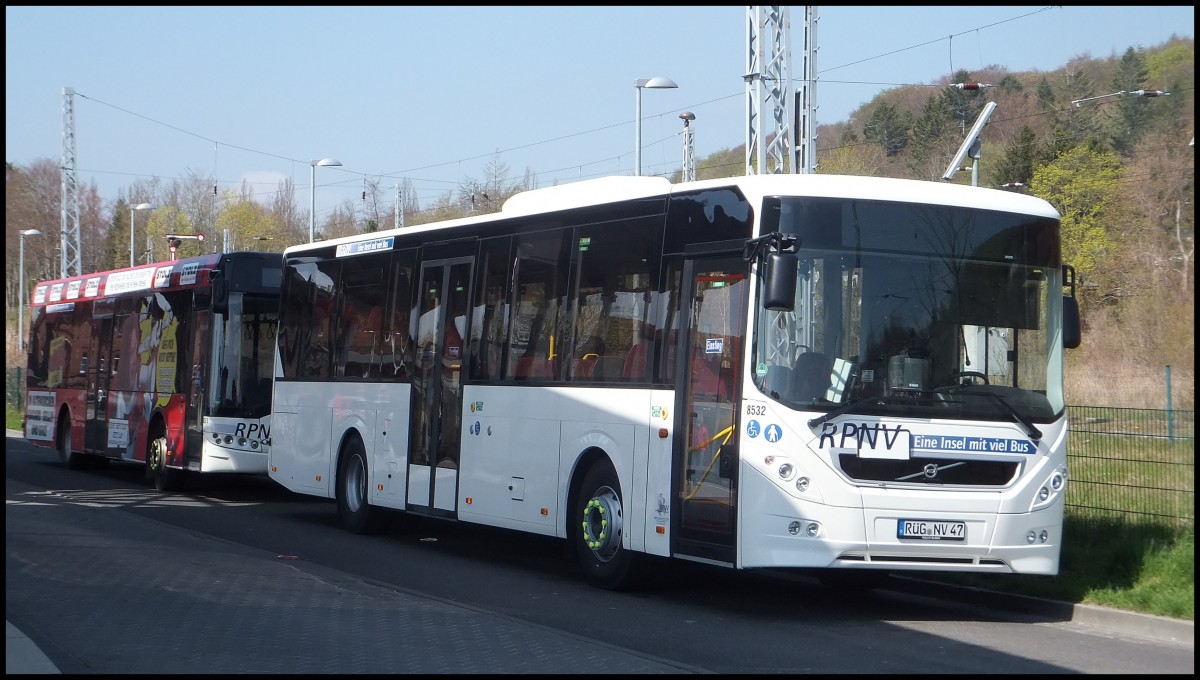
[[574, 459, 642, 590], [148, 433, 184, 492], [57, 416, 83, 470], [337, 436, 391, 535]]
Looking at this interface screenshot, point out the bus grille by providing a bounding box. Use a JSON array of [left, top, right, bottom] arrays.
[[837, 454, 1021, 487]]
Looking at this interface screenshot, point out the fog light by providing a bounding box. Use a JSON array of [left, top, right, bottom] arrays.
[[795, 476, 810, 493], [788, 521, 802, 535], [1039, 530, 1049, 543], [1026, 530, 1037, 544], [1051, 473, 1064, 490], [224, 435, 233, 444], [805, 522, 820, 537], [238, 438, 247, 446], [778, 463, 795, 480], [1038, 486, 1050, 501]]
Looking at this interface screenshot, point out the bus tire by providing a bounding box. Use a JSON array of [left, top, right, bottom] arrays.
[[57, 414, 83, 470], [147, 428, 184, 492], [337, 436, 391, 535], [574, 458, 642, 591]]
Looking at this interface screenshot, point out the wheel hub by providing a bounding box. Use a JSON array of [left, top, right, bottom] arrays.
[[580, 487, 623, 562]]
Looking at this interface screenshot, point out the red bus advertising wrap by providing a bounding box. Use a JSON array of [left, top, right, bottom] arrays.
[[24, 252, 281, 491]]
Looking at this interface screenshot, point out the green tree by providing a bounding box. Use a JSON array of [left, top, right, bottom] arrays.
[[907, 89, 957, 178], [862, 102, 912, 157], [992, 125, 1043, 186], [1030, 146, 1122, 306], [216, 196, 279, 252], [1109, 47, 1153, 155]]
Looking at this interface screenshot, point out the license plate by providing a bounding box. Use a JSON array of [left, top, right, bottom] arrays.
[[897, 519, 966, 541]]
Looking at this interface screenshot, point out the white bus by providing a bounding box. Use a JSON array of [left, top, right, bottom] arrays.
[[269, 174, 1081, 590]]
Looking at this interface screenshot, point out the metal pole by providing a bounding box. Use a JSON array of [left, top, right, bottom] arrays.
[[634, 84, 643, 176], [1166, 365, 1174, 444], [130, 206, 135, 267], [309, 162, 316, 243], [19, 233, 26, 354]]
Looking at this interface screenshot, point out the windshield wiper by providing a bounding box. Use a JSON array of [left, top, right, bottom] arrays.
[[807, 396, 893, 429], [955, 389, 1042, 440]]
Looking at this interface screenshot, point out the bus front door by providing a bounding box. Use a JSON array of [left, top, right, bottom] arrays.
[[84, 315, 115, 454], [673, 254, 747, 565], [408, 258, 472, 517]]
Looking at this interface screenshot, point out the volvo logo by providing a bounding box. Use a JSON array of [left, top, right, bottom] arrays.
[[923, 463, 940, 479]]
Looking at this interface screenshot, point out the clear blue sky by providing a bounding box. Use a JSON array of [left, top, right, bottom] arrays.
[[5, 6, 1194, 221]]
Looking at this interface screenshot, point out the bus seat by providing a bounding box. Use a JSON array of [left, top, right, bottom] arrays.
[[515, 356, 556, 379], [571, 352, 600, 379], [793, 352, 833, 401], [622, 343, 648, 379], [762, 365, 792, 399]]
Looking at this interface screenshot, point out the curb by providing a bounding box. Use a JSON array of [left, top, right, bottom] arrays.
[[887, 575, 1194, 647]]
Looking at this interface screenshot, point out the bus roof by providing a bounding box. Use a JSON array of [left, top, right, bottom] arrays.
[[284, 173, 1059, 256], [27, 252, 268, 308]]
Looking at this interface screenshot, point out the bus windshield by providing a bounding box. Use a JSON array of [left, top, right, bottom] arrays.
[[209, 292, 278, 419], [752, 196, 1065, 423]]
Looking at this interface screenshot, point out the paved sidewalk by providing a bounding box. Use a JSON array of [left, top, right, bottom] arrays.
[[6, 621, 60, 674]]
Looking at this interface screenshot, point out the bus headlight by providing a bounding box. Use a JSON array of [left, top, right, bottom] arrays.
[[787, 520, 821, 537]]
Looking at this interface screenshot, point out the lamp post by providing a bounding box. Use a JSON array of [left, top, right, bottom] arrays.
[[634, 76, 678, 176], [130, 202, 152, 267], [18, 228, 42, 354], [310, 158, 342, 243]]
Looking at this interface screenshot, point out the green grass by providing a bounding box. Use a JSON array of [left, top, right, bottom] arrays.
[[924, 517, 1194, 620], [3, 397, 1193, 620], [6, 401, 22, 432]]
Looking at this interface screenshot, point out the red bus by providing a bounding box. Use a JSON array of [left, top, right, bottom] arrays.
[[24, 252, 282, 491]]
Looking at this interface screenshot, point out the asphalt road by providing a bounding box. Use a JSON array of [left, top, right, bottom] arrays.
[[6, 431, 1193, 674]]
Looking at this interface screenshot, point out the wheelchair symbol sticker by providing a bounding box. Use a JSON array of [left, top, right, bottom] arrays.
[[746, 420, 761, 438]]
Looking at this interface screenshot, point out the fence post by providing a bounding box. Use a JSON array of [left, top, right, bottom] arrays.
[[1166, 365, 1173, 444]]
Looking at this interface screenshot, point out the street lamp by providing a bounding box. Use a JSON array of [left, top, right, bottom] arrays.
[[18, 228, 42, 354], [130, 202, 152, 267], [310, 158, 342, 243], [634, 76, 678, 176]]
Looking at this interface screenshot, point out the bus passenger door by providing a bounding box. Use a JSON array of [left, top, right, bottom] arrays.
[[408, 257, 473, 517], [84, 315, 115, 454], [673, 254, 747, 565]]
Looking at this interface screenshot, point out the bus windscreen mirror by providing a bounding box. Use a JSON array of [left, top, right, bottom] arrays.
[[762, 252, 797, 311], [1062, 295, 1081, 349]]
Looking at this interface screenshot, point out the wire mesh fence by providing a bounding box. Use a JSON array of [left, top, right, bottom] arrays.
[[1067, 405, 1194, 528]]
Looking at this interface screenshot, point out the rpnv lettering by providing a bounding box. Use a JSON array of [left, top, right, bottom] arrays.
[[234, 422, 270, 440], [817, 422, 905, 449]]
